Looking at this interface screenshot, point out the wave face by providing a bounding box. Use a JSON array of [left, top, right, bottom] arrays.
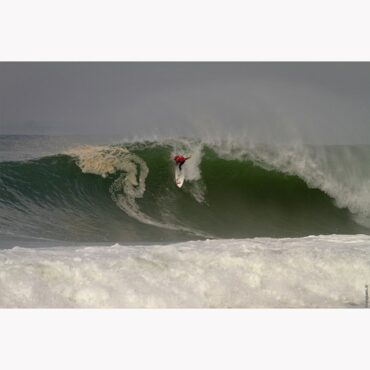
[[1, 139, 369, 243]]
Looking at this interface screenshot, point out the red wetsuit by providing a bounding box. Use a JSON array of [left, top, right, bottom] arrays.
[[174, 155, 186, 164], [174, 155, 188, 170]]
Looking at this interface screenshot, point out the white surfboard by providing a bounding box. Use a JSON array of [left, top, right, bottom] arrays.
[[175, 166, 185, 188]]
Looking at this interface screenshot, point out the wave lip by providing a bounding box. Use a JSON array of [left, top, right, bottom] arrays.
[[1, 235, 369, 308]]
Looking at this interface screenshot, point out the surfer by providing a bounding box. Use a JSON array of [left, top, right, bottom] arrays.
[[174, 154, 191, 171]]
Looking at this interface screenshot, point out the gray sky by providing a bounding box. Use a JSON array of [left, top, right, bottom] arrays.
[[0, 63, 369, 144]]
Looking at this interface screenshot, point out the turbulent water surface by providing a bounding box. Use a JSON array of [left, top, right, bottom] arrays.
[[0, 136, 369, 308]]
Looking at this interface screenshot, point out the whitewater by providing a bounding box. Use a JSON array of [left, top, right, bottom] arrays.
[[1, 136, 369, 308], [1, 235, 369, 308]]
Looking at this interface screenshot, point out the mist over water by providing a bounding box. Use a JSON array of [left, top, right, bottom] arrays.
[[1, 63, 370, 145]]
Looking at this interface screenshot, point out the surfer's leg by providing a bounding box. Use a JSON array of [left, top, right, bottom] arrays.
[[179, 162, 183, 171]]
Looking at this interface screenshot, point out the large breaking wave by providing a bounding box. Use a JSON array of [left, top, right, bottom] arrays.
[[1, 139, 369, 242]]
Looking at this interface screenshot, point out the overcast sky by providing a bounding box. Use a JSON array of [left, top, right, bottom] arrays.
[[0, 63, 369, 144]]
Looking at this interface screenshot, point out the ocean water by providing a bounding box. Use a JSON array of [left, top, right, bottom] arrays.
[[1, 135, 369, 308]]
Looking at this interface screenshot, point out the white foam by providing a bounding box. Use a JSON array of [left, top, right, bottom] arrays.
[[69, 145, 155, 225], [1, 235, 369, 308]]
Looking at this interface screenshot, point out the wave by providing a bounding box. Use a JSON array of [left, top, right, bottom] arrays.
[[1, 139, 369, 242]]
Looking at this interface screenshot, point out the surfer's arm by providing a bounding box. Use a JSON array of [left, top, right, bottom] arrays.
[[185, 155, 192, 160]]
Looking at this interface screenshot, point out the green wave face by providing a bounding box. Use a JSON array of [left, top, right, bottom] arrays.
[[0, 141, 369, 242]]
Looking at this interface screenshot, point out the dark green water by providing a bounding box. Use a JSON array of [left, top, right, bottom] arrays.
[[1, 140, 369, 243]]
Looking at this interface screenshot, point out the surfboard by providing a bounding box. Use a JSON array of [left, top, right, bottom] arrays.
[[175, 166, 185, 188]]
